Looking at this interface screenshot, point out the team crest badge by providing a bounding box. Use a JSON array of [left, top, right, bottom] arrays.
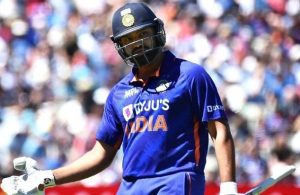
[[122, 14, 135, 27]]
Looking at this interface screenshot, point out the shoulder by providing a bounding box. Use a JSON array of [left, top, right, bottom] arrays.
[[177, 58, 209, 82], [164, 51, 207, 78], [181, 60, 206, 74], [106, 73, 131, 104]]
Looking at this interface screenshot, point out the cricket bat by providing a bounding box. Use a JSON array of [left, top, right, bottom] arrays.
[[243, 165, 296, 195]]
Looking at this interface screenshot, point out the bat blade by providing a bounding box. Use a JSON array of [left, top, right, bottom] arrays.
[[244, 165, 296, 195]]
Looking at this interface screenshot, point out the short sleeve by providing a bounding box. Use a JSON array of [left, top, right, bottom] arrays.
[[96, 90, 123, 149], [188, 66, 227, 122]]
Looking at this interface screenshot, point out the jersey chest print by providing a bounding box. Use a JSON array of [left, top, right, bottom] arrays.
[[122, 79, 175, 137]]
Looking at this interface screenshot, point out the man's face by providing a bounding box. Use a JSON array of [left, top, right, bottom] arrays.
[[119, 27, 156, 56]]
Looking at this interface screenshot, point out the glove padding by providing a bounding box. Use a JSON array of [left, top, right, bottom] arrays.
[[1, 157, 55, 195]]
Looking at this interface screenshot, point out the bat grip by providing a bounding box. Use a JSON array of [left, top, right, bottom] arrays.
[[13, 157, 38, 174]]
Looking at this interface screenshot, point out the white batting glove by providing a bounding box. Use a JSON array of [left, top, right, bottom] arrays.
[[0, 157, 56, 195]]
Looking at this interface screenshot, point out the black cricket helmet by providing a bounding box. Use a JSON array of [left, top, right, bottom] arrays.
[[110, 2, 166, 67]]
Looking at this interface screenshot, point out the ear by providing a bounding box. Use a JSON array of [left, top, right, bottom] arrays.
[[110, 35, 115, 42], [154, 18, 164, 27], [154, 18, 166, 46]]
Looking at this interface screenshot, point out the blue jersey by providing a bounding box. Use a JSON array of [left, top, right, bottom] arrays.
[[96, 51, 227, 179]]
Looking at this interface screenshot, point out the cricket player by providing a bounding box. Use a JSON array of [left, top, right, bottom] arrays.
[[1, 2, 237, 195]]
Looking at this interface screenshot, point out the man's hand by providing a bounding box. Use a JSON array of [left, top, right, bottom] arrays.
[[0, 157, 55, 195]]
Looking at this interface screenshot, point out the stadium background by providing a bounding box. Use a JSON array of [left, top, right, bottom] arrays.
[[0, 0, 299, 194]]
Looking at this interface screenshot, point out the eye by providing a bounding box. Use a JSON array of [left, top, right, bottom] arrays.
[[139, 31, 150, 38], [120, 37, 132, 45]]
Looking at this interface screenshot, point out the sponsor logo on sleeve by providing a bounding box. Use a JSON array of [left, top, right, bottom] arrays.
[[207, 105, 224, 112]]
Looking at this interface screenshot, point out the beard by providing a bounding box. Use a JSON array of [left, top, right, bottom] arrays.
[[129, 47, 161, 67]]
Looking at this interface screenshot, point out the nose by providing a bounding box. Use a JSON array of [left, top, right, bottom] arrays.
[[130, 39, 144, 54]]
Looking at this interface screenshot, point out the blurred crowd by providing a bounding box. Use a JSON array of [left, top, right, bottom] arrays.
[[0, 0, 299, 188]]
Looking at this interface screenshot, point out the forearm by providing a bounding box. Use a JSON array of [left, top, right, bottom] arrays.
[[208, 120, 236, 182], [53, 141, 116, 185], [214, 132, 236, 182]]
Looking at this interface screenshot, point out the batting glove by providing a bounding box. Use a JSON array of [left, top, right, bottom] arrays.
[[0, 157, 56, 195]]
